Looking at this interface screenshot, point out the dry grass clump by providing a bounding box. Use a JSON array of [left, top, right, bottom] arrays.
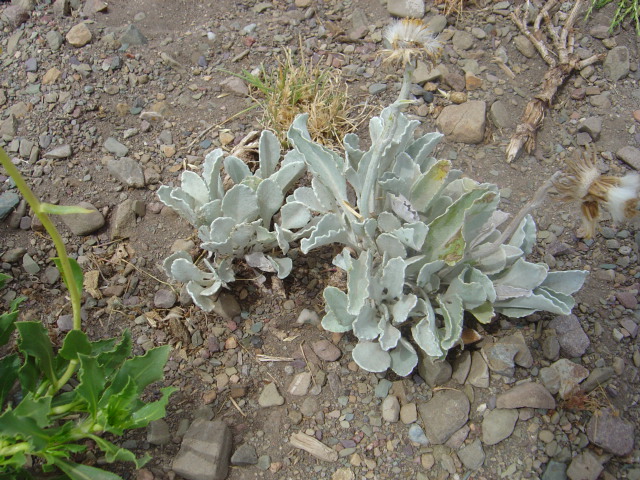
[[434, 0, 477, 16], [239, 48, 366, 149]]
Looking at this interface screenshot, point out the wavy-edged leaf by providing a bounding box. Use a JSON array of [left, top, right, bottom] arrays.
[[346, 250, 371, 315], [300, 213, 349, 254], [196, 199, 222, 226], [376, 233, 407, 259], [224, 155, 251, 185], [180, 171, 209, 206], [186, 281, 219, 311], [321, 286, 355, 332], [352, 341, 391, 373], [389, 337, 418, 377], [377, 211, 402, 232], [509, 214, 536, 255], [541, 270, 588, 295], [221, 184, 259, 222], [257, 129, 280, 178], [378, 317, 401, 351], [352, 302, 379, 341], [411, 298, 444, 358], [289, 114, 347, 203], [438, 293, 464, 351], [381, 257, 406, 301], [493, 258, 548, 290], [269, 161, 306, 193], [203, 148, 225, 200], [156, 185, 196, 225], [390, 222, 429, 251], [293, 186, 327, 213], [391, 293, 417, 325], [416, 260, 445, 290], [267, 256, 293, 279], [409, 159, 451, 212], [280, 201, 312, 230], [256, 177, 284, 227], [129, 386, 177, 428]]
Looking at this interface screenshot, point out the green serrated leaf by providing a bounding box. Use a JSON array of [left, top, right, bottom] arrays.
[[58, 330, 91, 361], [0, 354, 20, 407], [16, 322, 57, 385], [106, 346, 171, 397], [77, 355, 106, 419], [12, 393, 52, 428], [96, 331, 132, 374], [89, 435, 148, 468], [18, 356, 40, 394], [101, 378, 139, 434], [39, 204, 94, 216], [129, 386, 177, 428], [52, 257, 83, 299]]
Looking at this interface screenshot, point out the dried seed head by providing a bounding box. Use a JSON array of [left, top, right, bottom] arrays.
[[381, 19, 442, 67], [555, 151, 640, 238]]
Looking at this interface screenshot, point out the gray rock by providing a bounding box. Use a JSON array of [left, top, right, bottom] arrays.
[[408, 424, 429, 445], [382, 395, 400, 423], [2, 247, 26, 263], [300, 396, 319, 417], [482, 341, 518, 376], [44, 144, 72, 159], [172, 419, 232, 480], [496, 382, 556, 410], [154, 289, 177, 309], [542, 460, 567, 480], [514, 35, 536, 58], [231, 444, 258, 466], [374, 379, 393, 398], [603, 46, 629, 81], [548, 314, 590, 357], [457, 438, 485, 470], [57, 314, 74, 331], [368, 83, 387, 95], [452, 30, 474, 50], [467, 351, 490, 388], [542, 335, 560, 361], [482, 408, 518, 445], [540, 359, 589, 399], [258, 382, 284, 407], [587, 408, 635, 456], [53, 0, 71, 16], [212, 292, 240, 320], [580, 367, 614, 393], [426, 14, 447, 34], [489, 100, 511, 130], [119, 24, 148, 45], [312, 339, 341, 362], [578, 117, 602, 141], [107, 157, 145, 187], [23, 254, 40, 275], [418, 389, 469, 445], [111, 199, 137, 239], [387, 0, 424, 18], [0, 192, 20, 221], [2, 5, 30, 27], [104, 137, 129, 157], [288, 372, 312, 396], [451, 350, 471, 384], [566, 451, 603, 480], [220, 76, 249, 96], [617, 146, 640, 170], [417, 355, 452, 387], [436, 101, 486, 144], [400, 402, 417, 424], [147, 419, 171, 445], [61, 202, 105, 236], [0, 115, 18, 137], [44, 266, 60, 284]]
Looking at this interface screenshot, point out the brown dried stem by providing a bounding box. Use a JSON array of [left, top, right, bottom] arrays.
[[506, 0, 604, 163]]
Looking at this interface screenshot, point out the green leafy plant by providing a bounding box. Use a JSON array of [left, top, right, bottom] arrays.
[[588, 0, 640, 34], [0, 147, 176, 479]]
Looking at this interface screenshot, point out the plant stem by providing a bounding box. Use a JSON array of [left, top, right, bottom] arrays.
[[0, 148, 83, 395], [0, 441, 30, 457]]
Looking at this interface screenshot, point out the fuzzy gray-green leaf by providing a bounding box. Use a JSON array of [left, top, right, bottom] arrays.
[[221, 184, 259, 222]]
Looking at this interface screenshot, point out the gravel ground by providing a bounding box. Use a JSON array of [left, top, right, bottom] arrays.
[[1, 0, 639, 479]]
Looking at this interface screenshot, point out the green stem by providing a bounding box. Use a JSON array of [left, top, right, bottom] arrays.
[[0, 148, 83, 393]]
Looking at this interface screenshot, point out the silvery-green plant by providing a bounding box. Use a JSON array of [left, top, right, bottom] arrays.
[[276, 18, 587, 375], [157, 130, 307, 311]]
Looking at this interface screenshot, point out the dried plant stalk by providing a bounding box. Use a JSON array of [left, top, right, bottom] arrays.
[[506, 0, 605, 163]]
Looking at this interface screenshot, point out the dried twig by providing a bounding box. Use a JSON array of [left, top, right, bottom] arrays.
[[506, 0, 605, 163]]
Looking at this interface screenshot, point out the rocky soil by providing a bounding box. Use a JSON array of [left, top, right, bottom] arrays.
[[1, 0, 640, 479]]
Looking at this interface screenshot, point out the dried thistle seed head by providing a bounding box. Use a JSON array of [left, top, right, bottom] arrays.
[[555, 151, 640, 238], [381, 18, 442, 67]]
